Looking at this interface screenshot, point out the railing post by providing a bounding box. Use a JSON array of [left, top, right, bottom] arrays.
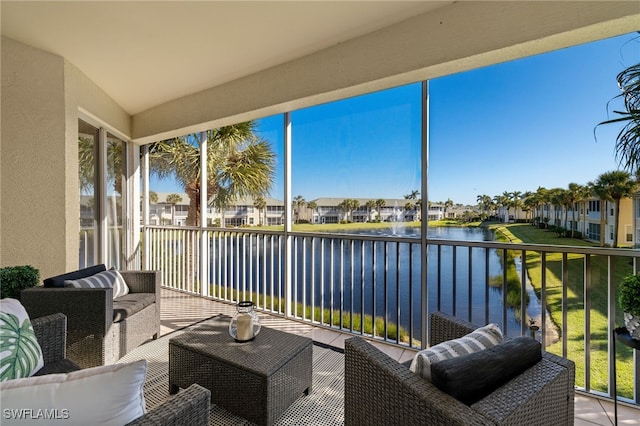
[[608, 255, 616, 402], [420, 80, 429, 349], [284, 112, 292, 318], [199, 132, 208, 297]]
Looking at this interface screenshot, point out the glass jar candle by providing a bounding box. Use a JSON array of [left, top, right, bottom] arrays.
[[229, 301, 261, 342]]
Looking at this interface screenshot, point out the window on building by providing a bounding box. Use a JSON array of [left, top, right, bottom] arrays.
[[588, 223, 600, 241]]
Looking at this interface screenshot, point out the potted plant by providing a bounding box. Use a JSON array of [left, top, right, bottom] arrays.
[[619, 273, 640, 339], [0, 265, 40, 300]]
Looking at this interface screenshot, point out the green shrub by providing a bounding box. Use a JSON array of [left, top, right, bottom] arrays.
[[619, 273, 640, 316], [0, 265, 40, 300]]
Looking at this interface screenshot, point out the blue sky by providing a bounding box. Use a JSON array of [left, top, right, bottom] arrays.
[[151, 32, 639, 206]]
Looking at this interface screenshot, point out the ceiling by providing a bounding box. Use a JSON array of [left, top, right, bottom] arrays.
[[1, 1, 450, 115]]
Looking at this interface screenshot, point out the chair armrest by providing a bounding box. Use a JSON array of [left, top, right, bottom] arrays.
[[120, 271, 160, 294], [471, 354, 575, 425], [31, 313, 67, 364], [429, 311, 477, 346], [345, 337, 489, 426], [126, 383, 211, 426], [21, 287, 112, 337]]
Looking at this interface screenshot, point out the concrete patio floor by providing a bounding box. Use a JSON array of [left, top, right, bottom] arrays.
[[159, 288, 639, 425]]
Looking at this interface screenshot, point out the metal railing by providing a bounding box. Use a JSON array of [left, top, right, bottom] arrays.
[[145, 224, 639, 406]]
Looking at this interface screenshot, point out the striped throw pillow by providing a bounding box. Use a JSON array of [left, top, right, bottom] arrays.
[[64, 269, 130, 299], [410, 323, 503, 381]]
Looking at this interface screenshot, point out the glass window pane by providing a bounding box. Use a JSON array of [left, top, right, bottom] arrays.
[[291, 84, 422, 236], [78, 119, 98, 268], [107, 133, 126, 269]]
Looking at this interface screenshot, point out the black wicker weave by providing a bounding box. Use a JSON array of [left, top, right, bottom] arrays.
[[30, 313, 81, 375], [24, 313, 210, 425], [345, 311, 575, 426], [126, 383, 211, 426], [169, 318, 313, 426], [21, 270, 161, 368]]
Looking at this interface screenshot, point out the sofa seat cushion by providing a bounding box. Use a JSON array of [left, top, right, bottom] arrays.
[[44, 264, 107, 288], [410, 322, 503, 381], [113, 293, 155, 323], [33, 358, 81, 376], [430, 336, 542, 405]]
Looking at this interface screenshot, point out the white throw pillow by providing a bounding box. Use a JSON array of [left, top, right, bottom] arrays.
[[0, 298, 44, 381], [410, 323, 503, 381], [0, 359, 147, 426], [64, 269, 130, 299]]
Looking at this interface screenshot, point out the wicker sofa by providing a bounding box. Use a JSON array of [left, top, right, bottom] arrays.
[[5, 312, 210, 426], [21, 265, 160, 368], [345, 311, 575, 426]]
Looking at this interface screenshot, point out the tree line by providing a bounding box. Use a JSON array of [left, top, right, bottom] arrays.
[[476, 170, 637, 247]]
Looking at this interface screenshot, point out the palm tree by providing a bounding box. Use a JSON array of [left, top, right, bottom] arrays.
[[375, 199, 386, 222], [553, 188, 571, 234], [444, 198, 453, 219], [165, 193, 182, 225], [365, 200, 376, 222], [597, 62, 640, 172], [253, 196, 267, 226], [292, 195, 305, 224], [148, 122, 275, 227], [476, 194, 493, 220], [564, 183, 584, 238], [511, 191, 522, 220], [520, 191, 534, 223], [149, 191, 159, 204], [339, 198, 360, 222], [547, 188, 564, 227], [534, 187, 549, 227], [306, 201, 318, 224], [493, 193, 509, 222], [592, 170, 637, 247], [404, 190, 419, 200]]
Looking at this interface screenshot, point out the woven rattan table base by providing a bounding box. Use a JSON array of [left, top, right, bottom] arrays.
[[169, 317, 312, 426]]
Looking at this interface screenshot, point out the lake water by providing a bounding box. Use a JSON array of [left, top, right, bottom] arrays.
[[213, 225, 536, 339]]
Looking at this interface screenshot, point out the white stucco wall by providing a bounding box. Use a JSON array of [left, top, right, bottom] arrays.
[[1, 37, 130, 279]]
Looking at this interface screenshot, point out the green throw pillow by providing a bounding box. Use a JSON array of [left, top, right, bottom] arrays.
[[0, 298, 44, 381]]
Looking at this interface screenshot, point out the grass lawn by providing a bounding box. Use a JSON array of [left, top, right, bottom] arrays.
[[489, 223, 635, 398]]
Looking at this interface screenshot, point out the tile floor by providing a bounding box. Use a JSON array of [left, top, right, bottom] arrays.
[[159, 289, 639, 425]]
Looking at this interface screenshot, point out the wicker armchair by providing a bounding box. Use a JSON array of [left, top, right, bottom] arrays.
[[31, 313, 81, 375], [21, 269, 161, 368], [17, 313, 210, 426], [345, 311, 575, 426]]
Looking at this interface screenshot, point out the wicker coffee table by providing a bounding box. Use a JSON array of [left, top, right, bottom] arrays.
[[168, 317, 313, 426]]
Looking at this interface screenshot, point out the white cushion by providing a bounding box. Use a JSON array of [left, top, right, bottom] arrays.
[[0, 359, 147, 426], [0, 298, 44, 381], [410, 323, 503, 381], [64, 269, 129, 299]]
